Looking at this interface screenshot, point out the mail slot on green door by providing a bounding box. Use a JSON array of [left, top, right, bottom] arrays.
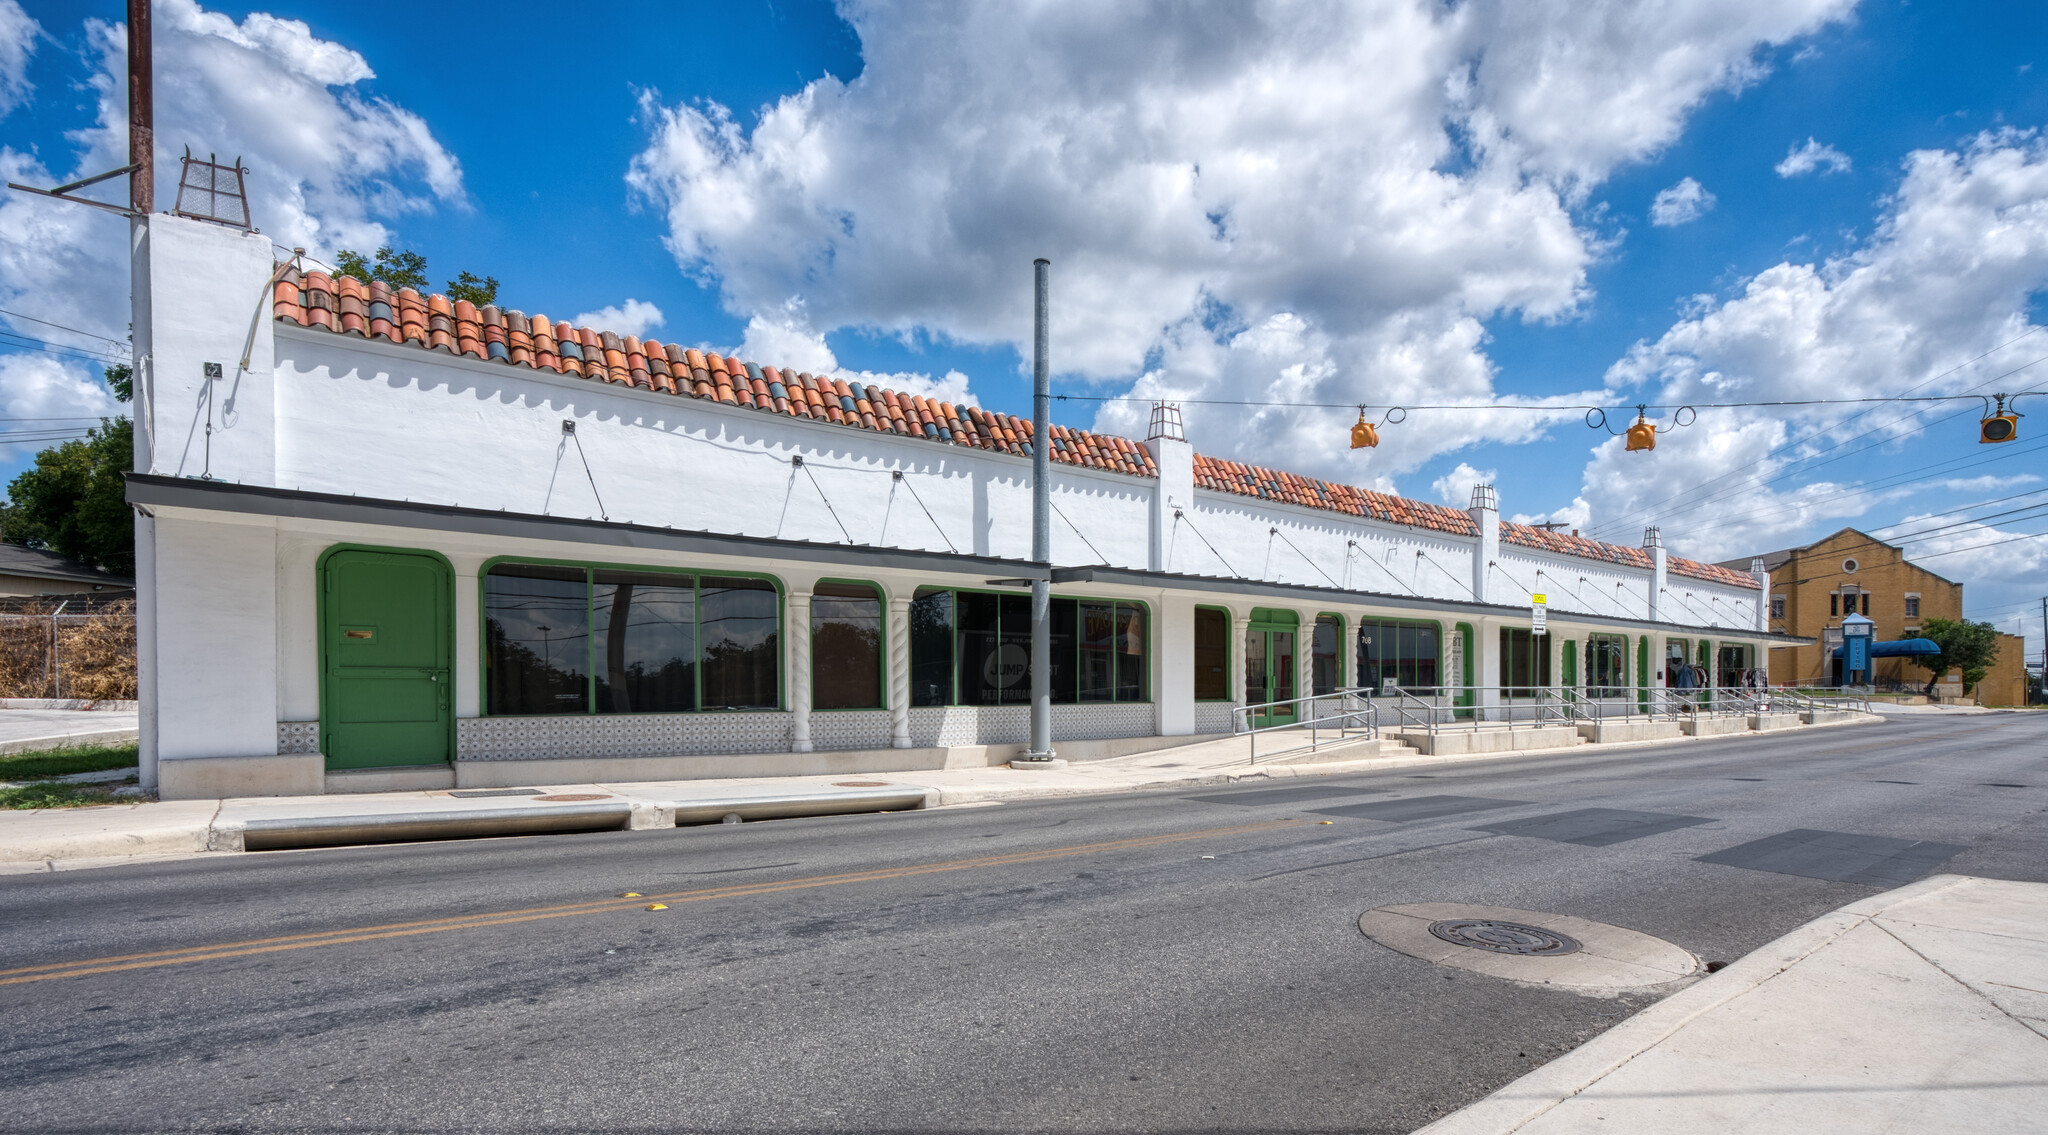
[[320, 549, 452, 769]]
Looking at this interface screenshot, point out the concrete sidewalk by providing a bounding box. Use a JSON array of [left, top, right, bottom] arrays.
[[0, 711, 1890, 871], [1418, 873, 2048, 1134]]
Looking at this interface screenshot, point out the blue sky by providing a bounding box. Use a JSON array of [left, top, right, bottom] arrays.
[[1, 0, 2044, 664]]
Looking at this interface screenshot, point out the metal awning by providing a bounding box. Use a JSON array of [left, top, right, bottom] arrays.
[[1832, 637, 1941, 659]]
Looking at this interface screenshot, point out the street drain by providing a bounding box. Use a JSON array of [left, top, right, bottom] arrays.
[[448, 788, 544, 798], [1429, 919, 1582, 956], [534, 794, 611, 802], [833, 780, 890, 787]]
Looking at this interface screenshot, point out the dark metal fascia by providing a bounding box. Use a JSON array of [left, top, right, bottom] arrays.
[[122, 473, 1052, 580], [1049, 564, 1814, 645]]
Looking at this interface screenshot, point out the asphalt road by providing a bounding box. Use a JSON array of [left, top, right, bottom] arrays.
[[3, 712, 2045, 1134]]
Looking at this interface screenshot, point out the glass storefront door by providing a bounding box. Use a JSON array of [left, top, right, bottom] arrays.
[[1246, 619, 1298, 725]]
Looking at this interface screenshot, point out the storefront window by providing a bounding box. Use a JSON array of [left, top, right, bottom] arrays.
[[485, 563, 590, 715], [1194, 607, 1230, 701], [910, 589, 954, 706], [1311, 615, 1343, 696], [484, 563, 778, 715], [1498, 628, 1551, 696], [909, 589, 1147, 705], [812, 582, 883, 710], [593, 570, 696, 713], [1586, 633, 1628, 696], [1356, 618, 1439, 692]]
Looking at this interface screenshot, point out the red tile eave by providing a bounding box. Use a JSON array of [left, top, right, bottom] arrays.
[[273, 267, 1752, 587]]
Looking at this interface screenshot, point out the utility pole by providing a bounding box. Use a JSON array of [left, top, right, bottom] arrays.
[[1019, 259, 1056, 764], [129, 0, 152, 214]]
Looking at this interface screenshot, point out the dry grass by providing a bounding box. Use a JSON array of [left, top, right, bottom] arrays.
[[0, 600, 136, 699]]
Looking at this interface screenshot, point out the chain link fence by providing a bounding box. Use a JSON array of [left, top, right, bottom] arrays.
[[0, 598, 138, 700]]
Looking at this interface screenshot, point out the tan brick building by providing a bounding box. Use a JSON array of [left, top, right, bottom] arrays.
[[1721, 528, 2028, 702]]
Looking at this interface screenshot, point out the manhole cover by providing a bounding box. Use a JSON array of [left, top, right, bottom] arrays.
[[833, 780, 889, 787], [534, 794, 611, 802], [1428, 919, 1581, 956]]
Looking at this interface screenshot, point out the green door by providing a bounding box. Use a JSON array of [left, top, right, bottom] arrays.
[[1246, 611, 1298, 726], [321, 549, 453, 769]]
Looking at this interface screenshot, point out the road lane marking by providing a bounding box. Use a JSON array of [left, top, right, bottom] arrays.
[[0, 818, 1302, 987]]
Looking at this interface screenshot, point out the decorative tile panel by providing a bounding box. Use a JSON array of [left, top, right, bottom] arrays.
[[906, 703, 1159, 747], [457, 712, 793, 761], [1194, 703, 1239, 734], [277, 720, 321, 755], [809, 710, 894, 752]]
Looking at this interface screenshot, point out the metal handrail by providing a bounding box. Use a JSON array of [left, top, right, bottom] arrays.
[[1230, 689, 1378, 764]]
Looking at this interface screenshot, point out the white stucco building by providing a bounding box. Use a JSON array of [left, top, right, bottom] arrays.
[[127, 214, 1796, 799]]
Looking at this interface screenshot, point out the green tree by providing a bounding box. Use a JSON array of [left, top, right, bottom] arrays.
[[0, 365, 135, 577], [1913, 617, 2001, 697], [446, 271, 499, 307], [332, 245, 429, 290], [1, 417, 134, 577], [331, 247, 500, 306]]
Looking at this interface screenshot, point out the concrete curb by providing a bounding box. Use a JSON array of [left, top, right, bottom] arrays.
[[0, 712, 1888, 869], [1410, 873, 1975, 1135]]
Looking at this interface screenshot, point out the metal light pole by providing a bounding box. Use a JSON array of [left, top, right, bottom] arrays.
[[1022, 258, 1055, 761]]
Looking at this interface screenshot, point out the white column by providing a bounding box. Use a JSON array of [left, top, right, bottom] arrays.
[[1231, 613, 1252, 709], [1156, 593, 1195, 736], [888, 595, 913, 748], [134, 511, 158, 791], [1476, 617, 1501, 721], [1297, 610, 1316, 716], [788, 589, 813, 753]]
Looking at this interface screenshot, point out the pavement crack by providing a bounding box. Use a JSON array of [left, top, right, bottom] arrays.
[[1871, 918, 2038, 1034]]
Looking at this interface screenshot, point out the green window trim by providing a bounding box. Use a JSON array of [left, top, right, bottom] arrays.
[[908, 586, 1153, 707], [1636, 634, 1651, 710], [1355, 616, 1445, 696], [478, 555, 785, 717], [1454, 621, 1475, 713]]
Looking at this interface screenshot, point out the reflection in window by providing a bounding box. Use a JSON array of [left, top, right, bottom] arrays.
[[908, 590, 1146, 706], [484, 563, 779, 715], [1311, 615, 1342, 696], [700, 577, 779, 709], [1194, 607, 1230, 701], [910, 589, 954, 706], [593, 571, 696, 713], [813, 582, 882, 710], [1587, 633, 1628, 696], [485, 563, 590, 715], [1356, 619, 1439, 692]]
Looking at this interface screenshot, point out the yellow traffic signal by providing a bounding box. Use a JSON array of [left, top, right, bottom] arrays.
[[1625, 408, 1656, 452], [1350, 408, 1379, 449]]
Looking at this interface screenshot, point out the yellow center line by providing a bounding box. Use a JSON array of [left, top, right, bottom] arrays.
[[2, 818, 1302, 987]]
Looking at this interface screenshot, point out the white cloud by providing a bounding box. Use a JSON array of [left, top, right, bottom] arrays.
[[1431, 462, 1498, 508], [1583, 131, 2048, 566], [732, 304, 975, 405], [1649, 177, 1716, 225], [571, 299, 666, 339], [628, 0, 1850, 486], [0, 0, 36, 118], [0, 353, 121, 461], [1775, 137, 1852, 177], [0, 0, 464, 346]]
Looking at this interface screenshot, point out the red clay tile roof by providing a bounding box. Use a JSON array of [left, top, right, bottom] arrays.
[[1192, 455, 1479, 535], [1502, 523, 1760, 589], [1501, 523, 1653, 569], [1669, 557, 1761, 589], [272, 269, 1757, 590], [272, 269, 1156, 478]]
